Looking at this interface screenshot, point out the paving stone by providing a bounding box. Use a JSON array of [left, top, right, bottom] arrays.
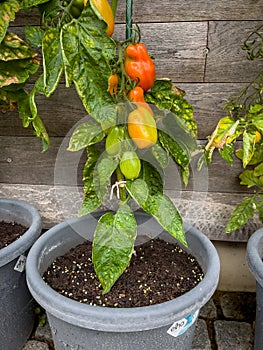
[[220, 292, 256, 322], [34, 322, 53, 346], [191, 319, 211, 350], [22, 340, 49, 350], [199, 299, 217, 319], [214, 320, 254, 350]]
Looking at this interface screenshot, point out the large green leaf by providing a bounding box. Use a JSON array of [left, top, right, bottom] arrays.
[[226, 197, 255, 233], [140, 160, 163, 195], [0, 0, 20, 43], [219, 143, 235, 165], [60, 3, 117, 129], [24, 26, 44, 49], [151, 142, 169, 168], [239, 169, 263, 188], [78, 145, 102, 217], [93, 155, 119, 201], [0, 32, 37, 61], [42, 28, 63, 97], [92, 204, 137, 293], [126, 179, 187, 246], [68, 121, 104, 152]]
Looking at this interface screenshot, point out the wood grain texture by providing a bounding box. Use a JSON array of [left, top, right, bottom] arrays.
[[205, 21, 263, 82], [0, 136, 248, 194], [0, 184, 260, 241], [0, 82, 247, 139], [12, 1, 263, 25]]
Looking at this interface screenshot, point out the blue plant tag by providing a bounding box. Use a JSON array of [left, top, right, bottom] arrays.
[[167, 310, 199, 337]]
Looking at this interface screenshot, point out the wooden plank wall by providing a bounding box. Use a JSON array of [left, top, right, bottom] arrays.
[[1, 0, 263, 240]]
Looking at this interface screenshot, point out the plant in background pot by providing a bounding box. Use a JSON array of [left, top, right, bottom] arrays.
[[203, 24, 263, 350], [1, 0, 219, 349], [0, 198, 42, 350]]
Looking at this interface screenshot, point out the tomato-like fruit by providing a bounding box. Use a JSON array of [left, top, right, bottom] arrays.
[[128, 106, 157, 149], [69, 0, 84, 18], [128, 86, 153, 115], [105, 126, 124, 155], [120, 151, 141, 180], [255, 130, 262, 143], [124, 43, 156, 91]]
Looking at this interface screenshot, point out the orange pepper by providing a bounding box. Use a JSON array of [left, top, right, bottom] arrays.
[[128, 86, 153, 116]]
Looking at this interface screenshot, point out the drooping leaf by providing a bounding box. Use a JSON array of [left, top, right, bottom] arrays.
[[126, 179, 186, 246], [145, 78, 197, 136], [24, 26, 44, 49], [242, 130, 256, 168], [68, 121, 104, 152], [0, 31, 37, 61], [0, 0, 20, 43], [92, 204, 137, 293], [78, 145, 102, 217], [209, 116, 240, 150], [140, 160, 163, 195], [151, 142, 169, 168], [93, 155, 119, 201], [60, 3, 117, 129], [42, 28, 63, 97], [226, 197, 255, 233]]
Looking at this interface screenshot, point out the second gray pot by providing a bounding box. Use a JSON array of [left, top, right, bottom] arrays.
[[26, 211, 220, 350]]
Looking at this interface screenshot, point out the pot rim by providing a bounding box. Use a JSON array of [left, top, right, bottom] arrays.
[[0, 198, 42, 266], [247, 227, 263, 286], [26, 212, 220, 332]]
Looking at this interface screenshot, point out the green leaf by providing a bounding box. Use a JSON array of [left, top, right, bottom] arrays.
[[151, 142, 169, 168], [0, 0, 20, 43], [0, 31, 37, 61], [145, 79, 197, 136], [239, 169, 263, 188], [219, 143, 234, 165], [256, 195, 263, 223], [78, 146, 102, 217], [252, 113, 263, 133], [24, 26, 44, 49], [126, 178, 149, 205], [126, 180, 186, 246], [226, 197, 255, 233], [94, 155, 119, 201], [92, 204, 137, 293], [42, 28, 63, 97], [22, 0, 50, 9], [60, 3, 117, 129], [242, 130, 256, 168], [254, 162, 263, 177], [140, 160, 163, 195], [68, 121, 104, 152]]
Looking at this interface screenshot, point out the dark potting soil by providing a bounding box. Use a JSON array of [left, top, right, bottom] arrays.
[[43, 238, 204, 308], [0, 221, 28, 249]]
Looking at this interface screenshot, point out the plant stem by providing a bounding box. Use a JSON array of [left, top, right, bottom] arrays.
[[116, 166, 126, 202], [126, 0, 133, 40], [111, 0, 118, 19]]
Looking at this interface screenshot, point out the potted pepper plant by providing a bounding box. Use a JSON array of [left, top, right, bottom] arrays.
[[1, 0, 220, 349], [203, 24, 263, 350]]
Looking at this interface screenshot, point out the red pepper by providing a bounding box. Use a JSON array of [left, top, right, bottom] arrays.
[[108, 74, 118, 95], [124, 43, 156, 91]]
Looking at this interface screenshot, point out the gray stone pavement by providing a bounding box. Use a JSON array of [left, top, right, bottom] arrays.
[[22, 291, 256, 350]]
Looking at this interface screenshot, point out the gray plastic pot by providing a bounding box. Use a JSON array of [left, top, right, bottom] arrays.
[[246, 227, 263, 350], [26, 211, 220, 350], [0, 198, 42, 350]]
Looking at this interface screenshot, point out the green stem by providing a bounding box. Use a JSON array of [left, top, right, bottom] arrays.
[[116, 166, 127, 202], [126, 0, 133, 40], [111, 0, 118, 19]]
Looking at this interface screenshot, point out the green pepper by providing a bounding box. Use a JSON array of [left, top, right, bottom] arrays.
[[105, 126, 125, 156], [120, 151, 141, 180]]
